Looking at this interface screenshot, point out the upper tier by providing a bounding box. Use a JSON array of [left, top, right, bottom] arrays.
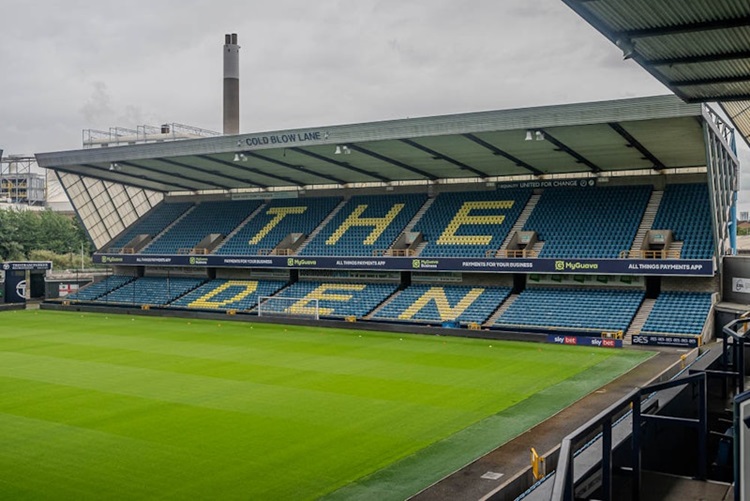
[[102, 183, 714, 261]]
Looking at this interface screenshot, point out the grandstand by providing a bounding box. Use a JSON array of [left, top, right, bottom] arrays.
[[34, 93, 740, 501], [13, 0, 750, 498], [38, 95, 734, 351]]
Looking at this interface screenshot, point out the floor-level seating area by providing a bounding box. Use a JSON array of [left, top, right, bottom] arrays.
[[641, 291, 713, 335], [261, 281, 398, 318], [66, 275, 135, 301], [95, 277, 204, 305], [217, 197, 342, 255], [374, 284, 511, 324], [413, 190, 531, 257], [652, 184, 714, 259], [300, 194, 427, 256], [495, 288, 644, 332], [143, 200, 262, 254], [523, 185, 651, 259], [107, 202, 193, 250], [169, 279, 287, 311]]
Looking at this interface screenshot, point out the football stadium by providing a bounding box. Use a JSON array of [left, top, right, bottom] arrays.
[[4, 1, 750, 500]]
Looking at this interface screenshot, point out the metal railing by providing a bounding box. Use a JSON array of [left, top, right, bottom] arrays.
[[551, 372, 707, 501], [619, 249, 681, 259]]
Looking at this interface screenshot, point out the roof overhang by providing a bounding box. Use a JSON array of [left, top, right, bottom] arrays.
[[562, 0, 750, 103], [36, 95, 709, 193]]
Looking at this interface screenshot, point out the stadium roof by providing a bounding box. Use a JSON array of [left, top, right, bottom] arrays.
[[36, 95, 710, 193], [562, 0, 750, 103]]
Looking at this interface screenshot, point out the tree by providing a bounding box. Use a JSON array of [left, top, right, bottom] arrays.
[[0, 208, 92, 262]]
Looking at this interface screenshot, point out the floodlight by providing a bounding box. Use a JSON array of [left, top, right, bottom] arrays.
[[616, 38, 636, 60], [525, 130, 534, 141]]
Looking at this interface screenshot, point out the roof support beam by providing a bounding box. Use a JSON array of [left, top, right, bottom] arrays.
[[672, 75, 750, 87], [120, 161, 229, 190], [290, 147, 392, 182], [399, 139, 490, 177], [618, 16, 750, 39], [196, 155, 295, 188], [685, 93, 750, 103], [538, 130, 601, 173], [648, 49, 750, 66], [155, 158, 261, 188], [240, 150, 344, 185], [607, 122, 665, 170], [343, 144, 436, 180], [78, 164, 183, 191], [462, 133, 544, 176]]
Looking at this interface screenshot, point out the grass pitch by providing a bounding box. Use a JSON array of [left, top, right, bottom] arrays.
[[0, 310, 652, 500]]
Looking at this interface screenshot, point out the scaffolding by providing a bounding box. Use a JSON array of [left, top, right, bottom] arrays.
[[82, 123, 220, 148], [0, 155, 46, 206]]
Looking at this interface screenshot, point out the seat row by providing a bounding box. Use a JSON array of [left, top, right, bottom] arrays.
[[66, 277, 713, 337], [102, 184, 714, 260]]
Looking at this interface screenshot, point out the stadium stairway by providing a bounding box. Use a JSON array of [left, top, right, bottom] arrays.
[[651, 183, 714, 259], [212, 202, 269, 253], [522, 185, 651, 259], [531, 240, 545, 255], [625, 297, 657, 344], [364, 289, 402, 320], [140, 205, 197, 253], [294, 197, 350, 254], [106, 202, 194, 252], [65, 275, 136, 301], [629, 191, 663, 253], [388, 196, 435, 256], [484, 293, 520, 326], [401, 196, 435, 234], [498, 193, 541, 255]]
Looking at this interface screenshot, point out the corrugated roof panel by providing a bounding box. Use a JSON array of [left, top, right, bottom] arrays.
[[634, 27, 750, 61], [583, 0, 750, 32], [659, 59, 750, 82], [564, 0, 750, 102]]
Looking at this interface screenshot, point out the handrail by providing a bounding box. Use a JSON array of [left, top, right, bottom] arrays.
[[619, 249, 682, 259], [550, 372, 707, 501]]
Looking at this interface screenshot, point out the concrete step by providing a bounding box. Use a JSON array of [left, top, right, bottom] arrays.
[[294, 197, 350, 254], [140, 204, 196, 253], [485, 293, 520, 326], [626, 298, 657, 344], [212, 201, 268, 252], [499, 193, 541, 253]]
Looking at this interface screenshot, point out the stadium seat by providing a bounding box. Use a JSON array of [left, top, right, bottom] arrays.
[[65, 275, 134, 301], [652, 184, 714, 259], [641, 291, 713, 335], [217, 197, 341, 255], [95, 276, 205, 305], [495, 287, 644, 332], [374, 284, 511, 325], [523, 185, 651, 259], [300, 194, 427, 256], [413, 190, 531, 257], [169, 279, 287, 311], [143, 200, 262, 255], [260, 281, 399, 318], [106, 202, 193, 251]]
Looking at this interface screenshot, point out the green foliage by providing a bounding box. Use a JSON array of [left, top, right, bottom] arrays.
[[27, 249, 93, 270], [0, 209, 91, 262]]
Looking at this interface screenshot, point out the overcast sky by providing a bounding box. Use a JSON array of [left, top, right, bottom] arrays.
[[2, 0, 749, 208]]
